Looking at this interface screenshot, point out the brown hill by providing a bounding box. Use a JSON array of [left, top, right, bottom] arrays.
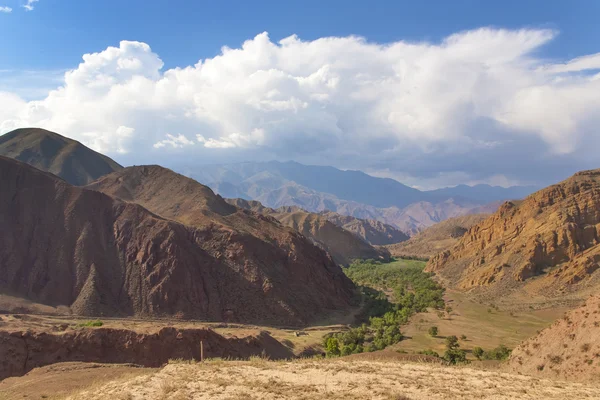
[[1, 156, 354, 326], [426, 170, 600, 307], [317, 211, 409, 245], [386, 215, 487, 259], [226, 199, 390, 266], [509, 295, 600, 382], [0, 128, 122, 185]]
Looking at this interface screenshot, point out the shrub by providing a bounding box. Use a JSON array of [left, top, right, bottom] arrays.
[[418, 349, 440, 358], [460, 334, 467, 340], [428, 326, 438, 337], [483, 344, 511, 361], [445, 335, 459, 350], [444, 348, 467, 364], [473, 347, 484, 360]]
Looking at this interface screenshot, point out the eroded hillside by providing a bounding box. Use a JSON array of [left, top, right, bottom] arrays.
[[1, 157, 355, 325], [426, 169, 600, 306]]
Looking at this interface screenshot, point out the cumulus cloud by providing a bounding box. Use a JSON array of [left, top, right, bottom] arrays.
[[154, 133, 195, 149], [0, 6, 11, 12], [1, 29, 600, 187], [23, 0, 38, 11]]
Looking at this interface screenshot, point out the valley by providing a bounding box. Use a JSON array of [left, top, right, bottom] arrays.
[[1, 128, 599, 399]]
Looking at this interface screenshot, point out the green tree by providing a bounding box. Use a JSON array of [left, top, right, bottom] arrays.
[[325, 337, 341, 358], [428, 326, 438, 337], [473, 347, 484, 360], [444, 348, 467, 364], [445, 335, 459, 350]]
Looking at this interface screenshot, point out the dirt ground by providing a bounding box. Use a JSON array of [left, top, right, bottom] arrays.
[[0, 310, 350, 358], [61, 358, 600, 400]]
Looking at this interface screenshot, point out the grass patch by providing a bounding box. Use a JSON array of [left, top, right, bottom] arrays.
[[77, 320, 103, 327]]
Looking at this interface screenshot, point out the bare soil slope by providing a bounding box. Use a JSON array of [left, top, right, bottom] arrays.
[[0, 128, 122, 185], [509, 295, 600, 382], [387, 215, 487, 259], [426, 170, 600, 307], [227, 199, 390, 265], [0, 157, 354, 326], [0, 327, 292, 381]]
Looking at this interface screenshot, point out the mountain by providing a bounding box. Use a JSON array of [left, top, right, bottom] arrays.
[[190, 161, 535, 235], [226, 199, 391, 266], [509, 295, 600, 382], [426, 169, 600, 307], [386, 214, 488, 259], [0, 128, 122, 185], [318, 211, 409, 246], [192, 161, 424, 209], [0, 156, 355, 326], [428, 184, 539, 204]]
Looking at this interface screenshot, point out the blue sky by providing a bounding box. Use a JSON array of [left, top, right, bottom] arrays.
[[1, 0, 599, 189], [2, 0, 598, 74]]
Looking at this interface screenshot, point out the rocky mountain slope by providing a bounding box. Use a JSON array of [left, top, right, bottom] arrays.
[[426, 169, 600, 306], [190, 161, 531, 235], [0, 156, 354, 325], [0, 128, 122, 185], [509, 295, 600, 382], [318, 211, 409, 245], [227, 199, 390, 266], [386, 214, 488, 259]]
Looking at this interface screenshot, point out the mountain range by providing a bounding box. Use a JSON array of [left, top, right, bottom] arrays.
[[190, 162, 537, 234]]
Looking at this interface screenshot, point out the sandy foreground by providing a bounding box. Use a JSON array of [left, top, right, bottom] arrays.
[[67, 359, 600, 400]]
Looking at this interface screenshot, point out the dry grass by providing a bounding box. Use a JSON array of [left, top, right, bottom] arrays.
[[65, 358, 600, 400], [0, 363, 154, 400], [394, 290, 567, 357]]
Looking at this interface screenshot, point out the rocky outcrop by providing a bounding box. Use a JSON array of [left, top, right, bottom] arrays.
[[426, 170, 600, 304], [0, 157, 355, 326], [0, 327, 293, 380], [509, 295, 600, 382]]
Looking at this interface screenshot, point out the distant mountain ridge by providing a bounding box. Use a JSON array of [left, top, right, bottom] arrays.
[[226, 199, 392, 266], [190, 161, 537, 235], [0, 128, 122, 186]]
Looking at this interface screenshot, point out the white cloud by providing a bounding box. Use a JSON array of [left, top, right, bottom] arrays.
[[154, 133, 195, 149], [1, 29, 599, 186], [0, 6, 11, 12], [23, 0, 38, 11]]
